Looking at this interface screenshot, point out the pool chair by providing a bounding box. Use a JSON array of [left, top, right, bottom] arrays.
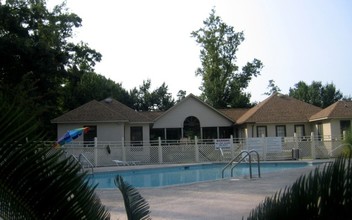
[[112, 160, 140, 166]]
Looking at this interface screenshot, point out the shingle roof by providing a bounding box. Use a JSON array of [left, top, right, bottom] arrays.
[[236, 93, 322, 124], [139, 111, 165, 121], [218, 108, 250, 122], [100, 98, 150, 123], [51, 98, 151, 123], [310, 101, 352, 121]]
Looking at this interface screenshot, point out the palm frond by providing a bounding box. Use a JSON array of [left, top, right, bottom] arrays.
[[115, 175, 151, 220], [0, 95, 111, 219], [247, 156, 352, 219]]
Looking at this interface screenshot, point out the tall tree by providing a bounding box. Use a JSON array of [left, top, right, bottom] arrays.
[[62, 72, 130, 111], [129, 80, 175, 111], [191, 8, 263, 108], [264, 79, 281, 96], [289, 81, 343, 108], [0, 0, 101, 135]]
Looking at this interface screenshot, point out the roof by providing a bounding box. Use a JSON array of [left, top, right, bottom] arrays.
[[139, 111, 164, 121], [153, 94, 234, 122], [218, 108, 250, 122], [310, 101, 352, 121], [236, 93, 322, 124], [51, 98, 150, 123]]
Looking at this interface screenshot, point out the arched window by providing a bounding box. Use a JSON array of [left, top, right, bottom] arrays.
[[183, 116, 200, 138]]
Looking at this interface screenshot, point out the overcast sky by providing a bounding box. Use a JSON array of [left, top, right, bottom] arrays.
[[48, 0, 352, 102]]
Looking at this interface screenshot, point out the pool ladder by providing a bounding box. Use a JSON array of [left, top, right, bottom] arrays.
[[221, 150, 261, 179], [68, 153, 94, 174]]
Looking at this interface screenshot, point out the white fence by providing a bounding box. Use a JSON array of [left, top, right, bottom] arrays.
[[47, 134, 348, 167]]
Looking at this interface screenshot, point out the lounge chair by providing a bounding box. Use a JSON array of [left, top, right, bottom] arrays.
[[112, 160, 140, 166]]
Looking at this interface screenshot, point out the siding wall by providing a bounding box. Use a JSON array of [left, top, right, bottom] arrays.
[[153, 97, 232, 128]]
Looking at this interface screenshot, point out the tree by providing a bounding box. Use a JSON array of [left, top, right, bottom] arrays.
[[264, 79, 281, 96], [247, 155, 352, 219], [62, 71, 130, 111], [176, 90, 187, 102], [0, 93, 110, 219], [0, 0, 101, 135], [191, 8, 263, 108], [289, 81, 343, 108], [129, 80, 175, 111]]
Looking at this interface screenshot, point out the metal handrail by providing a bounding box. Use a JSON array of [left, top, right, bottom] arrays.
[[78, 153, 94, 174], [221, 150, 261, 179], [221, 151, 250, 178]]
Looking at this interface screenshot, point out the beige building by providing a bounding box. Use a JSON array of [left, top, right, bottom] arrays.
[[52, 93, 352, 144]]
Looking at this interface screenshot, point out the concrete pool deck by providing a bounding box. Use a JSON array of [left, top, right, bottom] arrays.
[[95, 161, 330, 220]]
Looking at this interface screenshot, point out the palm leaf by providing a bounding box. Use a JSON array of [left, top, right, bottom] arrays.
[[247, 155, 352, 219], [0, 95, 111, 219], [115, 175, 151, 220]]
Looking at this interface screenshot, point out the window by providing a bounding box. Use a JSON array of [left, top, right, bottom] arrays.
[[203, 127, 217, 139], [276, 125, 286, 138], [166, 128, 181, 140], [219, 127, 233, 138], [130, 126, 143, 146], [150, 128, 164, 141], [340, 120, 351, 138], [294, 125, 305, 138], [83, 125, 97, 147], [183, 116, 200, 138], [317, 123, 323, 139], [257, 126, 267, 137]]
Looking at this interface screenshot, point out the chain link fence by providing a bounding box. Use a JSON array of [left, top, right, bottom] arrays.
[[46, 135, 346, 167]]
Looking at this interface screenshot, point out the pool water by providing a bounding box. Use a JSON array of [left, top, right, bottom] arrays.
[[87, 162, 319, 189]]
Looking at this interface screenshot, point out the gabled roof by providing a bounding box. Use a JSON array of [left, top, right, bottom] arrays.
[[51, 98, 150, 123], [218, 108, 250, 122], [236, 93, 322, 124], [310, 101, 352, 121], [153, 93, 234, 122], [139, 111, 164, 121]]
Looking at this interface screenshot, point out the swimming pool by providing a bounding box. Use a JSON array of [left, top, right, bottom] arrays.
[[87, 162, 321, 189]]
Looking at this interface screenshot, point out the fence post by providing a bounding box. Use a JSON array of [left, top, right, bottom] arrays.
[[94, 137, 98, 166], [262, 134, 267, 161], [311, 132, 316, 159], [230, 135, 234, 158], [122, 137, 126, 161], [158, 137, 163, 164], [195, 136, 199, 162]]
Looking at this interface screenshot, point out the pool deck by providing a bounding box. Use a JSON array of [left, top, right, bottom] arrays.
[[95, 160, 331, 220]]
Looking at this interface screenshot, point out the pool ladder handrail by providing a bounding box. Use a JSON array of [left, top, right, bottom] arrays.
[[78, 153, 95, 174], [221, 150, 261, 179], [67, 153, 94, 174]]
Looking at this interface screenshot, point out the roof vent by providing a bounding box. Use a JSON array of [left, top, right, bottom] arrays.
[[104, 97, 113, 103]]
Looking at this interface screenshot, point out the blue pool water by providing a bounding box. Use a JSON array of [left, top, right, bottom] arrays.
[[87, 162, 320, 189]]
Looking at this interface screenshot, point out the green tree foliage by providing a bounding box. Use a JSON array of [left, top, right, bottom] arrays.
[[342, 129, 352, 156], [247, 156, 352, 219], [191, 8, 263, 108], [0, 0, 101, 134], [0, 93, 110, 219], [289, 81, 343, 108], [176, 90, 187, 103], [264, 79, 281, 96], [129, 79, 175, 111], [62, 71, 130, 111], [115, 175, 151, 220]]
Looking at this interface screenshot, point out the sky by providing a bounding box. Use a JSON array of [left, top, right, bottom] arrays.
[[48, 0, 352, 102]]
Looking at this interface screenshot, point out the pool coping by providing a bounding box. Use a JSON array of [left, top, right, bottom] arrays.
[[96, 161, 331, 220]]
